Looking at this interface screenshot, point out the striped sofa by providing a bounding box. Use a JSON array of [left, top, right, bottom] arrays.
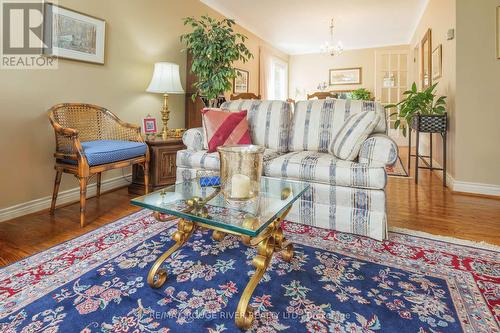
[[176, 99, 398, 241]]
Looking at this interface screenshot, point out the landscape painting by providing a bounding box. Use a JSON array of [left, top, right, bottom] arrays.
[[329, 67, 362, 85], [44, 4, 106, 64], [54, 14, 97, 54]]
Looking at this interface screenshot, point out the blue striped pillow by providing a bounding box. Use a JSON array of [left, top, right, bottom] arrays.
[[329, 112, 380, 161]]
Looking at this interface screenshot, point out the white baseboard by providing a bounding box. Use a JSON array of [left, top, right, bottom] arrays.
[[428, 158, 500, 197], [0, 174, 131, 223], [417, 157, 455, 190], [452, 181, 500, 197]]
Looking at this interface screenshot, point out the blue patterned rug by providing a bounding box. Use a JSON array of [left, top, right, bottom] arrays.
[[0, 210, 498, 332]]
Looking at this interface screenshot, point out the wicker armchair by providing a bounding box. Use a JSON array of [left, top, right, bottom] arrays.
[[48, 103, 150, 227]]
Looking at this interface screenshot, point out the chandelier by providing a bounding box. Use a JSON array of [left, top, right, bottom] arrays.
[[321, 19, 344, 56]]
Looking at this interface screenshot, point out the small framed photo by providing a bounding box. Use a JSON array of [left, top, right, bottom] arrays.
[[142, 116, 158, 134], [233, 68, 249, 93], [432, 44, 442, 80], [329, 67, 362, 85], [43, 3, 106, 64]]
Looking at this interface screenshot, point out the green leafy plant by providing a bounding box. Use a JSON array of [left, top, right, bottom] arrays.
[[180, 16, 253, 106], [351, 88, 371, 100], [385, 82, 446, 136]]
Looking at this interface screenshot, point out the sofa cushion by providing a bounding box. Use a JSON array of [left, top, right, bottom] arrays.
[[221, 100, 292, 153], [263, 151, 387, 190], [359, 134, 399, 167], [182, 127, 205, 151], [289, 99, 387, 153], [200, 108, 220, 150], [176, 148, 283, 171], [201, 108, 252, 152], [330, 111, 380, 161], [78, 140, 147, 166]]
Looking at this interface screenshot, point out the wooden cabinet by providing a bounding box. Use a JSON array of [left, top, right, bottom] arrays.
[[184, 52, 226, 128], [128, 138, 185, 194], [185, 94, 205, 129], [185, 52, 202, 129]]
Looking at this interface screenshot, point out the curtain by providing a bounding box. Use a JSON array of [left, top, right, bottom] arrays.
[[259, 45, 289, 100]]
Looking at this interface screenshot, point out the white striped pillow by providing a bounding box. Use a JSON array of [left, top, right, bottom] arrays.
[[329, 111, 380, 161]]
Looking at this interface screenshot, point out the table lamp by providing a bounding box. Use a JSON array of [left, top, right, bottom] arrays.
[[146, 62, 185, 139]]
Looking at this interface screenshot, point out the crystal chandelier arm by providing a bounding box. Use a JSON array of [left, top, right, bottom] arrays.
[[321, 18, 343, 56]]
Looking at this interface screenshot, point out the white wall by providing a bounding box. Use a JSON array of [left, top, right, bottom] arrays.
[[409, 0, 456, 175], [455, 0, 500, 187], [409, 0, 500, 193]]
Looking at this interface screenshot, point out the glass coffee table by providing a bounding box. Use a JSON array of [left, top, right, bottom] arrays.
[[131, 176, 309, 330]]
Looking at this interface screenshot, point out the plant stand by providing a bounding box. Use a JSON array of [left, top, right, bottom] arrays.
[[408, 114, 447, 187]]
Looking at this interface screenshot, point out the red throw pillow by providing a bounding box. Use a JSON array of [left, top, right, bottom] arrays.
[[201, 108, 252, 153]]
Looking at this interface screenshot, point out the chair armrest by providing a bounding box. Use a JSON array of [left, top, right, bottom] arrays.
[[182, 127, 205, 151], [51, 121, 78, 138], [111, 118, 143, 142], [358, 134, 398, 167], [49, 120, 87, 163]]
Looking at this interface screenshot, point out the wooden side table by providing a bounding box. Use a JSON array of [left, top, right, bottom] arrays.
[[128, 138, 185, 195]]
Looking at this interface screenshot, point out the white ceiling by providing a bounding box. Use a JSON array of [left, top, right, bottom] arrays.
[[201, 0, 429, 55]]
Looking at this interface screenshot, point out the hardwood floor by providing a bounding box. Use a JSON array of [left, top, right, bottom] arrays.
[[0, 189, 141, 266], [387, 147, 500, 245], [1, 153, 499, 266]]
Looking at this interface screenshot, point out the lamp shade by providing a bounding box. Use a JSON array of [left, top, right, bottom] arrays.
[[146, 62, 184, 94]]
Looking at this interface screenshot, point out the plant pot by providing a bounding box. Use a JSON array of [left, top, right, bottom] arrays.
[[411, 114, 447, 133]]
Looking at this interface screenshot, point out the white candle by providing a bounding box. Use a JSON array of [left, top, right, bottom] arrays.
[[231, 174, 251, 198]]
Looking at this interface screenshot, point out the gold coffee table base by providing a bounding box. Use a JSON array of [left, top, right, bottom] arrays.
[[147, 207, 294, 330]]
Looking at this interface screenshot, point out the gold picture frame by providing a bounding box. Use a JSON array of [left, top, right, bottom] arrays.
[[328, 67, 362, 86], [432, 44, 442, 80], [421, 29, 432, 89]]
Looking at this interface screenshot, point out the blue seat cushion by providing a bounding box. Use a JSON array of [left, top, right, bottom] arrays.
[[63, 140, 147, 166]]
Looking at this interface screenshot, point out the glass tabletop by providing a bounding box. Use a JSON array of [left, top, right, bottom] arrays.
[[131, 177, 310, 237]]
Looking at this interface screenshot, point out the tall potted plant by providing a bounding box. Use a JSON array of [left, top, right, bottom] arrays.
[[180, 16, 253, 107], [386, 82, 447, 136]]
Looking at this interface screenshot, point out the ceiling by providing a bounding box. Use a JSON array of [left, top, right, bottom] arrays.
[[201, 0, 429, 55]]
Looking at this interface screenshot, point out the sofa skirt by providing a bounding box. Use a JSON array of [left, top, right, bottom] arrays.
[[176, 167, 387, 241]]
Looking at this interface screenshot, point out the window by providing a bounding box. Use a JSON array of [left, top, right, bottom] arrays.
[[268, 57, 288, 100]]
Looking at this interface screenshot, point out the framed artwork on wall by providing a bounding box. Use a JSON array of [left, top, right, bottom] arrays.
[[432, 44, 442, 80], [421, 29, 432, 89], [142, 116, 158, 134], [329, 67, 362, 85], [233, 69, 249, 93], [43, 3, 106, 64]]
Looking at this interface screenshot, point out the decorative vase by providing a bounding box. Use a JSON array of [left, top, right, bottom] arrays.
[[217, 145, 265, 203], [411, 114, 447, 133]]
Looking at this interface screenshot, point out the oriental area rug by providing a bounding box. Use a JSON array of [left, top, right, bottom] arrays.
[[0, 210, 498, 332]]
